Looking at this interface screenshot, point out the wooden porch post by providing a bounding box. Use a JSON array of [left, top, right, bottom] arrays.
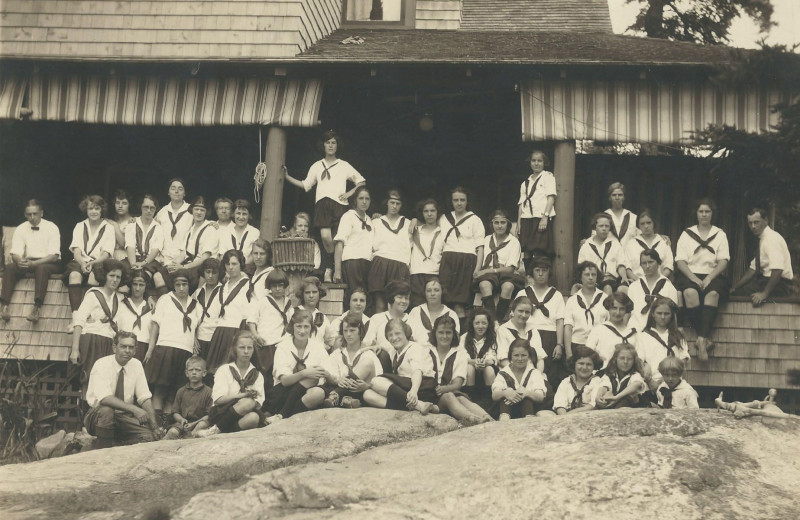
[[259, 126, 287, 241], [553, 140, 576, 293]]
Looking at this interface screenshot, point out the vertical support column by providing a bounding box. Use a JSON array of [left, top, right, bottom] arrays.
[[553, 140, 576, 293], [259, 126, 287, 241]]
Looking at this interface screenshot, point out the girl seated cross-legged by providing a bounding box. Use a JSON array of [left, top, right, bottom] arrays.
[[491, 339, 553, 420], [594, 343, 648, 409], [553, 345, 603, 415], [459, 307, 498, 398], [428, 315, 494, 425], [362, 319, 439, 415], [264, 309, 332, 424]]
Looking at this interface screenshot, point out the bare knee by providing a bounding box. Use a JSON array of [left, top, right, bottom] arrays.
[[153, 272, 166, 287], [704, 291, 720, 306], [683, 289, 700, 308], [68, 272, 82, 285], [233, 397, 258, 414], [478, 281, 493, 297], [499, 282, 515, 299], [303, 387, 325, 408]]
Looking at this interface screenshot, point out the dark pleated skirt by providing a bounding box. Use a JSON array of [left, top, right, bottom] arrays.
[[79, 333, 114, 393], [378, 373, 438, 403], [674, 271, 729, 301], [439, 252, 477, 305], [206, 326, 240, 374], [134, 341, 149, 363], [518, 217, 555, 257], [144, 345, 191, 388], [539, 330, 569, 387], [368, 256, 411, 294]]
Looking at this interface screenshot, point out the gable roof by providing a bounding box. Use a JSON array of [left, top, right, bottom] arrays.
[[460, 0, 612, 33], [294, 29, 738, 66]]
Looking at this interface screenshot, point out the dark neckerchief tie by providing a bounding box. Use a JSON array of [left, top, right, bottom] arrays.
[[524, 287, 556, 318], [640, 278, 668, 314], [135, 222, 157, 262], [320, 160, 339, 181], [246, 269, 270, 301], [218, 278, 248, 318], [292, 351, 309, 373], [443, 212, 476, 243], [429, 349, 440, 383], [604, 324, 636, 344], [341, 350, 364, 379], [509, 328, 533, 343], [482, 235, 511, 269], [93, 290, 119, 333], [570, 374, 594, 410], [754, 235, 762, 275], [577, 292, 604, 326], [381, 216, 406, 235], [412, 227, 441, 262], [115, 366, 125, 400], [609, 373, 632, 395], [393, 346, 409, 374], [635, 238, 661, 254], [523, 175, 541, 215], [645, 329, 677, 357], [356, 213, 372, 231], [229, 365, 259, 392], [168, 207, 189, 239], [610, 213, 631, 242], [268, 296, 292, 327], [466, 337, 491, 359], [83, 222, 108, 260], [122, 298, 151, 331], [170, 295, 198, 332], [420, 308, 435, 332], [659, 386, 674, 409], [588, 240, 613, 273], [231, 230, 249, 252], [684, 228, 719, 255], [183, 223, 210, 264], [312, 310, 325, 329], [197, 285, 221, 323]]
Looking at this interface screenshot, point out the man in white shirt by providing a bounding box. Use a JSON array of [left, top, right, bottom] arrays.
[[732, 208, 794, 305], [1, 200, 61, 323], [83, 331, 160, 449]]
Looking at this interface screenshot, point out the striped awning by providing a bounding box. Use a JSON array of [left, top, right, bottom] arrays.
[[27, 73, 323, 127], [520, 80, 787, 145], [0, 74, 28, 120]]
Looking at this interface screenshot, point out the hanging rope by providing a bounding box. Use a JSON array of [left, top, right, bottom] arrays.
[[253, 127, 267, 203]]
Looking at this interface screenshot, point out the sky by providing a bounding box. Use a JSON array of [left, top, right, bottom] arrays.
[[607, 0, 800, 49]]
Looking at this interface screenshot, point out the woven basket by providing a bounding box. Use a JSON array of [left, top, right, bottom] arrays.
[[271, 238, 315, 271]]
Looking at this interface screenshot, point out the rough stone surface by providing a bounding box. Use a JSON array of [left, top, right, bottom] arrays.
[[174, 409, 800, 520], [0, 409, 458, 497]]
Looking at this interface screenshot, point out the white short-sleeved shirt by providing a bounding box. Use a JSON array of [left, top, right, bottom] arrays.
[[625, 235, 674, 279], [637, 328, 690, 385], [585, 323, 638, 367], [324, 346, 383, 382], [518, 171, 557, 219], [440, 212, 485, 256], [429, 346, 469, 385], [334, 210, 374, 262], [480, 234, 522, 270], [246, 267, 274, 303], [302, 159, 365, 205], [751, 226, 793, 280], [407, 304, 460, 346], [459, 333, 497, 364], [656, 379, 699, 409], [496, 321, 547, 364], [675, 225, 730, 275], [73, 288, 121, 338], [363, 311, 409, 354], [553, 375, 602, 411], [182, 221, 218, 264], [124, 218, 164, 262], [564, 290, 609, 344], [627, 276, 679, 332], [372, 216, 412, 264], [409, 225, 444, 275], [10, 218, 61, 259], [152, 293, 201, 352], [295, 305, 335, 348], [86, 356, 152, 409], [513, 286, 565, 332], [218, 224, 260, 264], [247, 295, 294, 346], [386, 341, 436, 379], [156, 202, 193, 264], [69, 219, 116, 261], [193, 284, 222, 342], [117, 298, 154, 344], [492, 364, 547, 394], [272, 337, 330, 386], [578, 236, 627, 277], [596, 371, 647, 398], [212, 362, 265, 406], [214, 277, 251, 329], [604, 209, 639, 246]]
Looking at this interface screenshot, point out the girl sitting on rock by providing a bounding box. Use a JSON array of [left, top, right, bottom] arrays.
[[459, 307, 498, 397], [553, 345, 603, 414], [491, 339, 550, 420], [594, 343, 647, 409]]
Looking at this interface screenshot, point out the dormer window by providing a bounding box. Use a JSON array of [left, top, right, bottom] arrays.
[[343, 0, 410, 25]]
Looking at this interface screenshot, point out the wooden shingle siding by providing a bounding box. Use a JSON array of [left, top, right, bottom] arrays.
[[416, 1, 461, 30], [0, 0, 341, 60], [460, 0, 612, 33]]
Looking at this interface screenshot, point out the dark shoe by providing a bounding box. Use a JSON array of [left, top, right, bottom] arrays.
[[26, 306, 41, 323]]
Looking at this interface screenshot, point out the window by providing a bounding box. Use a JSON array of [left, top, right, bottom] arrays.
[[344, 0, 405, 23]]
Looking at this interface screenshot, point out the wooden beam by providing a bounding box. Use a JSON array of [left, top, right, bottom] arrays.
[[259, 126, 286, 241], [553, 140, 576, 293]]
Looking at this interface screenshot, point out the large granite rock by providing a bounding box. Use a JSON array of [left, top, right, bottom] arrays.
[[174, 409, 800, 520]]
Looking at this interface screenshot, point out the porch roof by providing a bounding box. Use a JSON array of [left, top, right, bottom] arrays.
[[294, 29, 740, 66]]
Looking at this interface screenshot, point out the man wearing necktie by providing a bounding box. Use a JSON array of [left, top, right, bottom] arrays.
[[84, 332, 160, 449], [1, 200, 62, 324], [732, 208, 794, 306]]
